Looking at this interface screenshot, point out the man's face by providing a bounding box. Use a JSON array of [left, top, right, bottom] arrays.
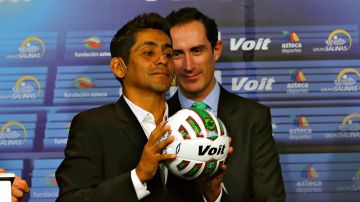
[[123, 29, 174, 94], [170, 20, 222, 100]]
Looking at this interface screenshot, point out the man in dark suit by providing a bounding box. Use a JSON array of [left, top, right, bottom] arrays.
[[55, 13, 203, 202], [166, 7, 286, 202]]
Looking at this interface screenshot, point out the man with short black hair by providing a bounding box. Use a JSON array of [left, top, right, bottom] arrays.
[[56, 12, 203, 202], [167, 7, 286, 202]]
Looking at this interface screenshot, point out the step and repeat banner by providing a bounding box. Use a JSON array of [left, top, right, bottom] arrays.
[[0, 0, 359, 201]]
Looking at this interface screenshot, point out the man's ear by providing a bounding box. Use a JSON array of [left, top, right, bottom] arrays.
[[110, 57, 127, 79], [213, 40, 223, 62]]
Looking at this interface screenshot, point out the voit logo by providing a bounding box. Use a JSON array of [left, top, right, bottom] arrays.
[[289, 115, 312, 140], [6, 36, 45, 59], [0, 121, 27, 146], [281, 31, 302, 54], [74, 36, 110, 58], [296, 165, 322, 193], [232, 77, 275, 92], [321, 68, 360, 92], [313, 29, 352, 52], [230, 37, 271, 51], [0, 75, 41, 100], [287, 70, 309, 94]]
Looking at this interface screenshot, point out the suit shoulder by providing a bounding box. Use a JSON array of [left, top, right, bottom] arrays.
[[74, 103, 117, 121], [223, 91, 269, 112]]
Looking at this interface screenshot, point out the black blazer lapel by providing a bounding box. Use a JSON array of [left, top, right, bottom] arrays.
[[114, 96, 148, 152]]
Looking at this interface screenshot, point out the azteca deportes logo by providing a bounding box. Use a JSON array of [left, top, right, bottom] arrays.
[[74, 77, 96, 89], [0, 121, 27, 146], [321, 68, 360, 92], [313, 29, 352, 52], [83, 37, 104, 49], [12, 75, 41, 99], [296, 165, 322, 193], [289, 115, 312, 140], [281, 31, 302, 54], [287, 70, 309, 94]]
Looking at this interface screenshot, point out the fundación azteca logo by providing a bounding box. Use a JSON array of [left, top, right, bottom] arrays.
[[74, 36, 110, 58], [0, 121, 27, 146], [313, 29, 352, 52], [83, 37, 104, 49], [297, 165, 322, 193], [0, 75, 41, 100], [74, 77, 96, 89], [6, 36, 45, 59], [287, 70, 309, 94], [288, 115, 312, 141], [281, 31, 302, 54], [321, 68, 360, 92]]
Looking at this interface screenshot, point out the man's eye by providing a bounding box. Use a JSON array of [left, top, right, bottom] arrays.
[[173, 52, 182, 58], [164, 52, 173, 58], [193, 48, 202, 55], [144, 51, 154, 56]]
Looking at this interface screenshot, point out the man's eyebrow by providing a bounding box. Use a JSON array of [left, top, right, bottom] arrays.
[[190, 44, 206, 51], [141, 41, 172, 50]]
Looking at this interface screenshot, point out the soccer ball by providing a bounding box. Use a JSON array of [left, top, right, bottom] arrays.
[[162, 108, 230, 180]]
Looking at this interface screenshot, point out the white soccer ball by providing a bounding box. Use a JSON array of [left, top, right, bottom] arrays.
[[162, 108, 230, 180]]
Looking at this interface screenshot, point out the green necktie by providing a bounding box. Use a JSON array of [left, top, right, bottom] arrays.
[[191, 102, 209, 110]]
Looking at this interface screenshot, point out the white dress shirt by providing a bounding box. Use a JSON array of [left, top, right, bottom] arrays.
[[124, 96, 168, 200]]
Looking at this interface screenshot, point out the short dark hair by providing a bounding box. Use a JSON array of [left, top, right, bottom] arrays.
[[110, 12, 171, 63], [110, 12, 170, 84], [166, 7, 218, 49]]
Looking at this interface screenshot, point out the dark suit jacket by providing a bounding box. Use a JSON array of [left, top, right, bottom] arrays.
[[167, 85, 286, 202], [55, 96, 203, 202]]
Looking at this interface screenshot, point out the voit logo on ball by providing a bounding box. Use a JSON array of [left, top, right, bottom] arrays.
[[287, 70, 309, 94], [0, 121, 27, 146], [6, 36, 45, 59], [313, 29, 352, 52], [321, 68, 360, 92], [289, 115, 312, 141], [296, 165, 322, 193], [281, 31, 302, 54]]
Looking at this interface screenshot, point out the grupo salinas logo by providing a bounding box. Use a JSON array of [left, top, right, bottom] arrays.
[[289, 115, 312, 141], [84, 37, 104, 49], [74, 77, 96, 89], [325, 114, 360, 139], [0, 121, 27, 146], [0, 75, 41, 100], [336, 168, 360, 192], [313, 29, 352, 52], [297, 165, 322, 193], [6, 36, 45, 59], [287, 70, 309, 94], [321, 68, 360, 92], [281, 31, 302, 54]]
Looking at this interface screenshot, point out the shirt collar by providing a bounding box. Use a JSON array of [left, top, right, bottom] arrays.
[[123, 95, 168, 124], [178, 82, 220, 115]]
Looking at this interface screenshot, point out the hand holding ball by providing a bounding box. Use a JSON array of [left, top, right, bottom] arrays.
[[162, 107, 230, 180]]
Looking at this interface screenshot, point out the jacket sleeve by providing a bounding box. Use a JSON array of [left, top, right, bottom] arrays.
[[250, 107, 286, 202], [55, 113, 139, 202]]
